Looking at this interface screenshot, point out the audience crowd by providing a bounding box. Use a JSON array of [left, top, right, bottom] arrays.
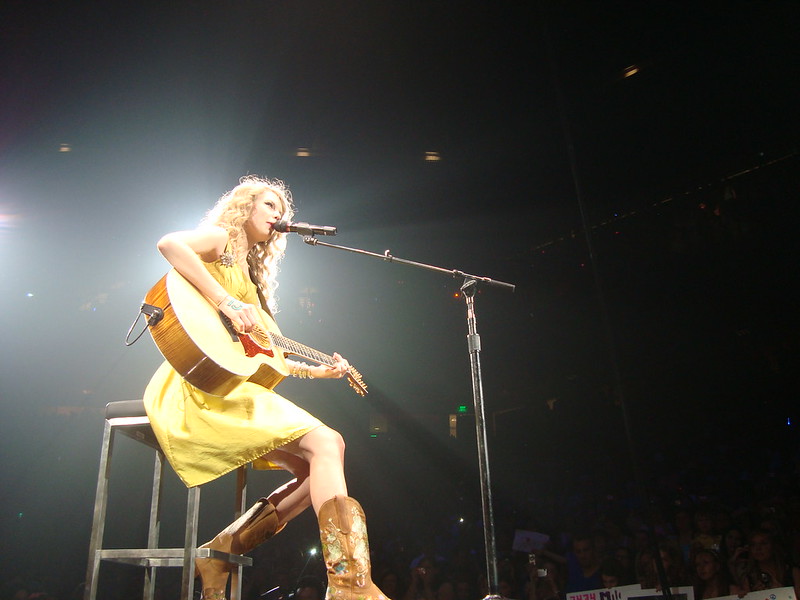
[[4, 435, 800, 600]]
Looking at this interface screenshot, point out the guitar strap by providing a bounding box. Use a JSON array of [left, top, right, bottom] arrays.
[[251, 268, 275, 319]]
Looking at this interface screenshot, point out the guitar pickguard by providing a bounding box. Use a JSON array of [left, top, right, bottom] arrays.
[[238, 333, 275, 358]]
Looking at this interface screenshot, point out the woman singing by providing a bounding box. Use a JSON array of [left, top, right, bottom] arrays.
[[143, 175, 388, 600]]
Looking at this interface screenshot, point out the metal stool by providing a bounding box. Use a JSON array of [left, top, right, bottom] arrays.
[[84, 399, 252, 600]]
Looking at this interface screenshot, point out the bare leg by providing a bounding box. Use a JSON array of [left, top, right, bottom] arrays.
[[195, 427, 347, 599], [259, 448, 312, 525], [268, 428, 389, 599], [278, 426, 347, 513]]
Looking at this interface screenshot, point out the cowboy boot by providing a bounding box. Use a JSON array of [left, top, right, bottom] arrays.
[[196, 497, 281, 600], [318, 495, 389, 600]]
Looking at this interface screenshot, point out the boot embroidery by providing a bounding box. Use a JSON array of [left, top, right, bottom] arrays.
[[322, 518, 349, 574], [349, 507, 371, 588]]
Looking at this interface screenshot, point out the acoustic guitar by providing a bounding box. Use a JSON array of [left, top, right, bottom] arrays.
[[142, 269, 367, 397]]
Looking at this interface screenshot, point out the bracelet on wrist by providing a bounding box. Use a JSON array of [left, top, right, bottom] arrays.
[[218, 295, 245, 311], [290, 362, 314, 379]]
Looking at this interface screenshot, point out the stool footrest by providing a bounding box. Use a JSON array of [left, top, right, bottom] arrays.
[[97, 548, 253, 568]]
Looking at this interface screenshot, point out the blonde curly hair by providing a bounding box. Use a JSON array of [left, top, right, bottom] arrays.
[[201, 175, 295, 312]]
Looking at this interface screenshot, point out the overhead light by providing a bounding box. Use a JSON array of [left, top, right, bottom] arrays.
[[622, 65, 640, 78]]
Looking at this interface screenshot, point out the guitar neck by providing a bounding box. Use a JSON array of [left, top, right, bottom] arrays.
[[269, 332, 336, 367], [260, 325, 368, 396]]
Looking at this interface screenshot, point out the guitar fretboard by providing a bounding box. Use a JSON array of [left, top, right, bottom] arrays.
[[247, 324, 367, 395], [268, 332, 335, 367]]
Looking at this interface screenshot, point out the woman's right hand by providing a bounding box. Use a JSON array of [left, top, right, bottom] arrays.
[[217, 296, 260, 332]]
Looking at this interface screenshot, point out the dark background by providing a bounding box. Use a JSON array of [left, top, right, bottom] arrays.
[[1, 1, 798, 596]]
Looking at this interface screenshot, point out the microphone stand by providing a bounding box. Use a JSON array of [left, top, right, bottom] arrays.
[[300, 235, 514, 600]]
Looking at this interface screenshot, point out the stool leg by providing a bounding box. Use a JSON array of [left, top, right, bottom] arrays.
[[230, 466, 248, 600], [143, 450, 165, 600], [181, 486, 201, 600], [84, 420, 115, 600]]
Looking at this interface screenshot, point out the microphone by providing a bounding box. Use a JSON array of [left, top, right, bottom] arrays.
[[273, 220, 337, 236]]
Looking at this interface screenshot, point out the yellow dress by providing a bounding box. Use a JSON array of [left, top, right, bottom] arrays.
[[143, 254, 323, 488]]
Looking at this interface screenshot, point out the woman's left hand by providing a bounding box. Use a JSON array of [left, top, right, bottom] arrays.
[[309, 352, 350, 379]]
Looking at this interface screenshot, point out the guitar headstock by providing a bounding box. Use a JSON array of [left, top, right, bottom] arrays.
[[346, 366, 368, 396]]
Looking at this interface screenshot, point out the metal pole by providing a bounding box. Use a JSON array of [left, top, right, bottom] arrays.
[[462, 279, 502, 599]]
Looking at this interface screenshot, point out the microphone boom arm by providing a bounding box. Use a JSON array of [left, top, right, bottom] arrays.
[[301, 236, 515, 292]]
